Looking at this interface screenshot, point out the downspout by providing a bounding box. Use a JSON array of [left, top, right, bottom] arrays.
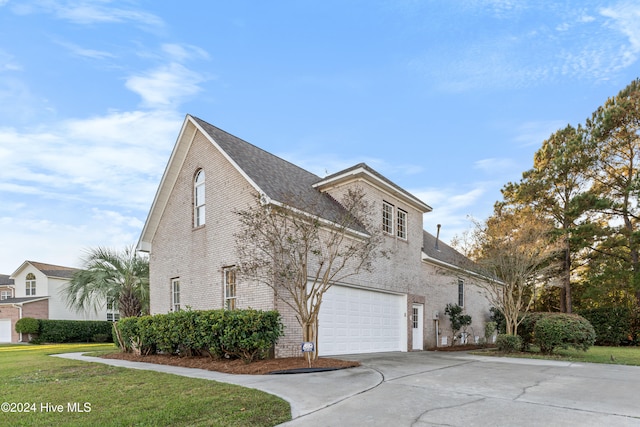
[[12, 304, 22, 343]]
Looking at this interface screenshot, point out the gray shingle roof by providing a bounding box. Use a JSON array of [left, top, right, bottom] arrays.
[[192, 116, 365, 230], [0, 296, 49, 305], [0, 274, 13, 286], [28, 262, 77, 279], [422, 231, 478, 272]]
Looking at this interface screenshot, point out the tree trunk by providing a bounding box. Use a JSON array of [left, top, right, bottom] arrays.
[[302, 319, 319, 361]]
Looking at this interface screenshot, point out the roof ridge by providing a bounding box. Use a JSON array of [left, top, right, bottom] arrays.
[[27, 261, 77, 271], [190, 115, 322, 180]]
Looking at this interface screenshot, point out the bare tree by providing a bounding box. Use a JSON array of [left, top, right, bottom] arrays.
[[469, 207, 559, 335], [235, 187, 385, 359]]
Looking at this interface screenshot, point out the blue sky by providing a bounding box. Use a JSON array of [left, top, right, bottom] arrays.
[[1, 0, 639, 273]]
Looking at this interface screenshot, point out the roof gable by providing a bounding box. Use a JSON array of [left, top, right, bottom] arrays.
[[11, 261, 77, 280], [138, 115, 370, 250], [314, 163, 432, 213]]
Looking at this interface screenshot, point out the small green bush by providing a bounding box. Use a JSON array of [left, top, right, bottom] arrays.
[[15, 317, 40, 334], [489, 307, 506, 334], [484, 321, 496, 343], [533, 313, 596, 354], [496, 334, 522, 353]]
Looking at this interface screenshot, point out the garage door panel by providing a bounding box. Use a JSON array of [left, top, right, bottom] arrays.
[[0, 319, 12, 343], [318, 285, 404, 356]]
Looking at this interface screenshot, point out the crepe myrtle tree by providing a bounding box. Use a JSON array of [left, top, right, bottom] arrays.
[[235, 187, 386, 360], [468, 206, 560, 335]]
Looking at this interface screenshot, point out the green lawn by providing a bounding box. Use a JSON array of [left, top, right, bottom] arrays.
[[0, 343, 290, 427], [476, 345, 640, 365]]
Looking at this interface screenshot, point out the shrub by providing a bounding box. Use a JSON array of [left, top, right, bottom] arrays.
[[39, 320, 114, 343], [115, 309, 283, 362], [445, 303, 472, 345], [579, 307, 631, 346], [517, 312, 548, 350], [15, 317, 40, 334], [496, 334, 522, 353], [484, 321, 496, 344], [533, 313, 596, 354], [489, 307, 506, 334], [218, 310, 283, 362]]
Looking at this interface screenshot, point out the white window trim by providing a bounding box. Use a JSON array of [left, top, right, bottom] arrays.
[[194, 169, 206, 227], [382, 201, 394, 235], [106, 299, 120, 322], [26, 274, 36, 296], [224, 268, 237, 310], [172, 278, 181, 312], [397, 208, 407, 240]]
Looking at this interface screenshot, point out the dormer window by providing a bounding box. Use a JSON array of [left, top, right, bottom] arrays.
[[194, 169, 206, 227], [26, 273, 36, 296]]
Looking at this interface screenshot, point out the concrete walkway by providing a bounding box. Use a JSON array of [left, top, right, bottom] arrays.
[[54, 351, 640, 426]]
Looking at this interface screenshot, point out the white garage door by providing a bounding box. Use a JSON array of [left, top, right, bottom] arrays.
[[318, 285, 405, 356], [0, 319, 11, 343]]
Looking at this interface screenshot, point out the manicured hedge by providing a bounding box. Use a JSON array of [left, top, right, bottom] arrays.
[[38, 319, 114, 343], [115, 309, 283, 362], [532, 313, 596, 354]]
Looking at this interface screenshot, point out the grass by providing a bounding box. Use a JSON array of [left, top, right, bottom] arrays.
[[0, 343, 290, 426], [474, 345, 640, 366]]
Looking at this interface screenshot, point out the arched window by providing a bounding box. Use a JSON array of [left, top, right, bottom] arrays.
[[26, 273, 36, 296], [194, 169, 205, 227]]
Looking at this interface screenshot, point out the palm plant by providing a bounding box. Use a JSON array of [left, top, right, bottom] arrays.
[[64, 246, 150, 318]]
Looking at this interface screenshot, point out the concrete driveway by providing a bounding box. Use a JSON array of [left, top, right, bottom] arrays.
[[281, 351, 640, 426], [56, 351, 640, 426]]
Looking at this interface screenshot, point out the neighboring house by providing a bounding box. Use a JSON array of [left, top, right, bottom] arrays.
[[138, 114, 492, 357], [0, 261, 110, 343]]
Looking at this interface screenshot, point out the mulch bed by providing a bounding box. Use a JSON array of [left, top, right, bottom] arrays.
[[101, 352, 360, 375]]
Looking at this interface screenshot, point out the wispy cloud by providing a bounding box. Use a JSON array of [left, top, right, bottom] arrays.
[[414, 2, 640, 91], [474, 158, 517, 175], [0, 110, 182, 209], [54, 39, 116, 60], [512, 120, 567, 147], [125, 63, 207, 107], [12, 0, 164, 27], [414, 183, 495, 244], [600, 2, 640, 69]]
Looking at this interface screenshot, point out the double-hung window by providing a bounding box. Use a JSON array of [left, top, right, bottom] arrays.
[[224, 268, 237, 310], [172, 278, 181, 312], [25, 273, 36, 296], [106, 299, 120, 322], [0, 290, 11, 300], [382, 201, 394, 234], [397, 209, 407, 240]]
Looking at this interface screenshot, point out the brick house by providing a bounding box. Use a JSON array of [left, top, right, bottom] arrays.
[[0, 261, 112, 343], [138, 114, 493, 357]]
